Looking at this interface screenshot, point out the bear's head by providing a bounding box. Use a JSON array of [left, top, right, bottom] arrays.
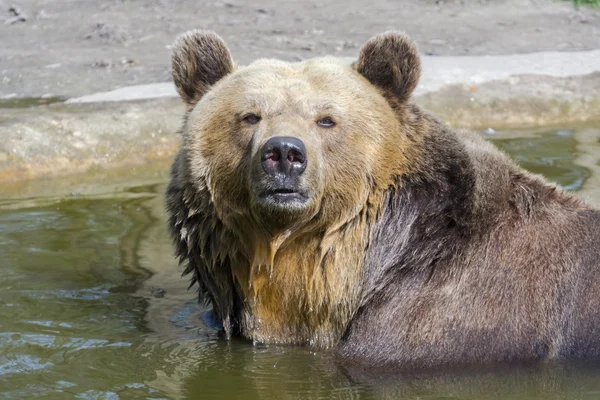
[[172, 30, 421, 241]]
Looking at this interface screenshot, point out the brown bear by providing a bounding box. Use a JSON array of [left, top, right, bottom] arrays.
[[165, 29, 600, 371]]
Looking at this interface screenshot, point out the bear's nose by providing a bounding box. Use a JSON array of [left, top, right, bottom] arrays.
[[261, 136, 307, 178]]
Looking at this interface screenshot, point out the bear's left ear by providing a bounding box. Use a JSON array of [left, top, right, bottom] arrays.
[[171, 29, 235, 108], [355, 32, 421, 104]]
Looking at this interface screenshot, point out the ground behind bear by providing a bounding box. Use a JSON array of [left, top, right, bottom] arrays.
[[1, 0, 600, 186], [2, 0, 599, 98]]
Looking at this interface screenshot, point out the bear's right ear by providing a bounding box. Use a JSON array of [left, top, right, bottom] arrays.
[[171, 29, 234, 108], [355, 32, 421, 104]]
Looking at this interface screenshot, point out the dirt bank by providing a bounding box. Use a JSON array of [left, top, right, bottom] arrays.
[[1, 0, 599, 99]]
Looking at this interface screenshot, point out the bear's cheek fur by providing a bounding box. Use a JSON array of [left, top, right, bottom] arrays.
[[187, 111, 254, 220], [314, 119, 390, 226], [320, 155, 374, 225]]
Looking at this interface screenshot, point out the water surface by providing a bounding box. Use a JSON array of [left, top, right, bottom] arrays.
[[1, 126, 600, 399]]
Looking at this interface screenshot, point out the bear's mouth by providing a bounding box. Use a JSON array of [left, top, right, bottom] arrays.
[[260, 188, 308, 206], [272, 188, 296, 195]]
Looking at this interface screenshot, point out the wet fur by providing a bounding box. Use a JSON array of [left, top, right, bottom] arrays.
[[166, 30, 600, 369]]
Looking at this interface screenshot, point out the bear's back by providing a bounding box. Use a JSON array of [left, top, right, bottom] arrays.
[[338, 122, 600, 370]]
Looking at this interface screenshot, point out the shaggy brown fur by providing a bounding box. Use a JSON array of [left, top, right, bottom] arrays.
[[165, 29, 600, 370]]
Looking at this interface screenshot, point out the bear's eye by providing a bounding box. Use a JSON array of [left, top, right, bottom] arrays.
[[242, 113, 261, 125], [317, 117, 336, 128]]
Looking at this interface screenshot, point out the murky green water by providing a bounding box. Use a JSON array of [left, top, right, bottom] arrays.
[[2, 126, 600, 399], [0, 97, 66, 109]]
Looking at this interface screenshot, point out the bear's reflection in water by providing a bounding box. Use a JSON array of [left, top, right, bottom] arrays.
[[169, 338, 600, 400]]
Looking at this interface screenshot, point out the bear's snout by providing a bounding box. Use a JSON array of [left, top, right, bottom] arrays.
[[261, 136, 307, 179], [255, 135, 311, 210]]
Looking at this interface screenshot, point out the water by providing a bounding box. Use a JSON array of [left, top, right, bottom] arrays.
[[0, 97, 66, 109], [1, 126, 600, 399]]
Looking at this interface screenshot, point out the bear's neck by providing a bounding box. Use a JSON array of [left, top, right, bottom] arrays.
[[238, 212, 374, 348]]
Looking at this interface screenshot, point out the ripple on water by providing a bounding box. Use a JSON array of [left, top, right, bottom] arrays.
[[8, 287, 112, 301], [0, 355, 53, 376], [490, 128, 591, 191]]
